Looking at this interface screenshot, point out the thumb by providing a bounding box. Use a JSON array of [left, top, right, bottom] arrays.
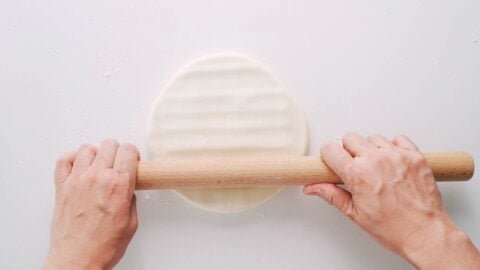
[[304, 183, 355, 219]]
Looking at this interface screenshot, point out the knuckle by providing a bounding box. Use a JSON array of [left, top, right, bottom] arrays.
[[121, 143, 140, 158], [104, 138, 119, 146], [410, 152, 427, 167], [394, 133, 405, 139], [80, 144, 96, 153], [392, 134, 406, 143], [372, 150, 404, 165], [56, 151, 75, 167], [344, 131, 357, 137], [391, 135, 401, 143], [342, 132, 355, 141]]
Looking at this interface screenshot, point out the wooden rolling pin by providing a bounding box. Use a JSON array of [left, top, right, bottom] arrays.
[[136, 152, 474, 190]]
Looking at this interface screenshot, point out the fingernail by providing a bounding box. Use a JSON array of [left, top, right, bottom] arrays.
[[304, 185, 321, 196]]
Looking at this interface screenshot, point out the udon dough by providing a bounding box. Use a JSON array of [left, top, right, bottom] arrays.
[[147, 52, 308, 213]]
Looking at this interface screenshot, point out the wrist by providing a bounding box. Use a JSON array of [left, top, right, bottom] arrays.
[[43, 247, 104, 270], [402, 216, 479, 270]]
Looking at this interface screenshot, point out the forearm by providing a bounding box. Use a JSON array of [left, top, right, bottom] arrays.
[[42, 249, 104, 270], [402, 219, 480, 270]]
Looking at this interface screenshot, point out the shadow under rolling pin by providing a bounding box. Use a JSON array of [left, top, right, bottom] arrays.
[[136, 152, 474, 190]]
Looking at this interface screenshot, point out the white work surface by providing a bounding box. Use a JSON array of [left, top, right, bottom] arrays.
[[1, 1, 479, 269]]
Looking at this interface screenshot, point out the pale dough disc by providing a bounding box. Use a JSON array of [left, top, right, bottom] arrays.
[[147, 52, 308, 213]]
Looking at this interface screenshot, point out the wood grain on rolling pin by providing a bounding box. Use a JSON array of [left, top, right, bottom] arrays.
[[136, 152, 474, 190]]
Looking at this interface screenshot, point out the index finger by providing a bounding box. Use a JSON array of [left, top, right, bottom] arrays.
[[320, 141, 354, 185], [113, 143, 140, 193]]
